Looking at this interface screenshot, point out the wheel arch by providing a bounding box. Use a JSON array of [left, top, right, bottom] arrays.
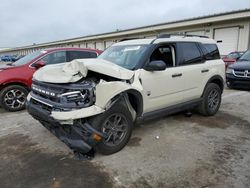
[[125, 89, 144, 117], [202, 75, 224, 96], [0, 81, 29, 92], [101, 89, 144, 118]]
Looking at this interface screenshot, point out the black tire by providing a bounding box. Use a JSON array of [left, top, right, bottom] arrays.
[[0, 85, 28, 112], [226, 83, 233, 89], [198, 83, 222, 116], [89, 100, 133, 155]]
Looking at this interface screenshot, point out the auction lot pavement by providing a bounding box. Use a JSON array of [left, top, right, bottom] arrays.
[[0, 88, 250, 188]]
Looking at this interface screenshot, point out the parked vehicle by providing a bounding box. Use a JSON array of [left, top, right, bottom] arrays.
[[1, 55, 16, 62], [0, 48, 102, 112], [27, 34, 225, 156], [223, 51, 244, 68], [13, 55, 25, 62], [226, 50, 250, 89]]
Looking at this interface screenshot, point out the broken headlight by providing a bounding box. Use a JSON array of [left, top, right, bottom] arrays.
[[60, 88, 95, 107]]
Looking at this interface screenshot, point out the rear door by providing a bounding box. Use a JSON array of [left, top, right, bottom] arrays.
[[175, 42, 206, 101]]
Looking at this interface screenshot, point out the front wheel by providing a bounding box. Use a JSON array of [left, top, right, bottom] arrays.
[[198, 83, 222, 116], [0, 85, 28, 112], [89, 100, 133, 155]]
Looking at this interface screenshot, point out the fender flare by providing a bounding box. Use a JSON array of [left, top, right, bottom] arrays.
[[95, 81, 143, 116], [202, 75, 224, 97]]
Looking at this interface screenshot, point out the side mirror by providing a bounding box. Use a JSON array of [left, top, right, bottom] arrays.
[[144, 60, 167, 71], [33, 61, 45, 69]]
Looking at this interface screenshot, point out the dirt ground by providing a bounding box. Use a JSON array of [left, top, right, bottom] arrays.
[[0, 88, 250, 188]]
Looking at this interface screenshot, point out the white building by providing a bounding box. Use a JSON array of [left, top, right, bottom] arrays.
[[0, 9, 250, 56]]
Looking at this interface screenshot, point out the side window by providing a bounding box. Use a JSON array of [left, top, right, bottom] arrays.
[[178, 42, 202, 65], [40, 51, 66, 65], [202, 44, 220, 60], [150, 45, 174, 67], [89, 52, 98, 58], [67, 51, 97, 61]]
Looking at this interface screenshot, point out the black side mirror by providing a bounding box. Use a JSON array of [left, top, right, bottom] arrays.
[[144, 60, 167, 71]]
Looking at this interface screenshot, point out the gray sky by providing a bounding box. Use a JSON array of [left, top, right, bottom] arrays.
[[0, 0, 249, 47]]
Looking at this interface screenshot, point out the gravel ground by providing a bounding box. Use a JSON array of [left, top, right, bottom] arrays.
[[0, 88, 250, 188]]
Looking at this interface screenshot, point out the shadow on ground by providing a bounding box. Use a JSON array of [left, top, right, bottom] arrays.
[[0, 134, 114, 188]]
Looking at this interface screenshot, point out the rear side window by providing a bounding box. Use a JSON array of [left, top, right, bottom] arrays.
[[178, 42, 202, 65], [202, 44, 220, 60], [67, 51, 97, 61]]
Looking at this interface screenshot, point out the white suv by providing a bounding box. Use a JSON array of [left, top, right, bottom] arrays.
[[27, 34, 225, 155]]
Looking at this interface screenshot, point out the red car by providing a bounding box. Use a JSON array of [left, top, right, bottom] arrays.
[[0, 48, 102, 112], [223, 51, 244, 68]]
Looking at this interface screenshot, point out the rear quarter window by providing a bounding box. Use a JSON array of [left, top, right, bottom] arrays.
[[201, 44, 220, 60]]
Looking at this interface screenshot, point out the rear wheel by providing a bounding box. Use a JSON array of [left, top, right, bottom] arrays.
[[198, 83, 222, 116], [89, 100, 133, 155], [0, 85, 28, 112]]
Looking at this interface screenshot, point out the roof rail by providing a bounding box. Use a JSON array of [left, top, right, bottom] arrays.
[[119, 37, 145, 42], [157, 33, 209, 39]]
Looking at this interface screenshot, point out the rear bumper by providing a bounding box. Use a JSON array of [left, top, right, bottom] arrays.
[[26, 99, 105, 154], [226, 74, 250, 89]]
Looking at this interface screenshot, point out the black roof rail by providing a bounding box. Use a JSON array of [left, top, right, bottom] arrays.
[[157, 33, 209, 39], [119, 37, 146, 42]]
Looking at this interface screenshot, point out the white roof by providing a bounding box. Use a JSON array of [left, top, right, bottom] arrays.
[[113, 36, 216, 46]]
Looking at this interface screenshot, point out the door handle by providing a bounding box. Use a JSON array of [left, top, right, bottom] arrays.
[[172, 73, 182, 78], [201, 69, 209, 73]]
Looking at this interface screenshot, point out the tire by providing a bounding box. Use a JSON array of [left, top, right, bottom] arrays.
[[198, 83, 222, 116], [0, 85, 28, 112], [226, 83, 233, 89], [89, 100, 133, 155]]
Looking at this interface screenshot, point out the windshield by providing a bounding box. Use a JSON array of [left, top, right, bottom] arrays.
[[13, 51, 45, 66], [98, 45, 148, 70], [239, 50, 250, 61]]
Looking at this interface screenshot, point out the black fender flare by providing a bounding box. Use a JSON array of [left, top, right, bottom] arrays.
[[202, 75, 224, 97], [107, 89, 144, 117]]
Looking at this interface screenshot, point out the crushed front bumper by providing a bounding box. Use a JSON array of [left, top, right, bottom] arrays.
[[26, 98, 106, 154]]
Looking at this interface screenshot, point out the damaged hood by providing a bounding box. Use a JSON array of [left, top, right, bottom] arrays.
[[33, 59, 134, 83]]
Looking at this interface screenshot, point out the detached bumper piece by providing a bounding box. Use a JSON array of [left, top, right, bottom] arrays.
[[26, 100, 105, 160]]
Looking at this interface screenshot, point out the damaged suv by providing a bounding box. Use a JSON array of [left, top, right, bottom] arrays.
[[27, 34, 225, 155]]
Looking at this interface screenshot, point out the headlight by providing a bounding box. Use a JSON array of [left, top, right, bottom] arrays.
[[226, 68, 233, 74], [61, 91, 88, 102], [60, 88, 95, 107]]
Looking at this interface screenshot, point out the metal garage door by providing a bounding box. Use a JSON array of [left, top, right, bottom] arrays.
[[96, 42, 104, 50], [214, 27, 239, 55], [87, 43, 95, 49], [186, 30, 206, 36]]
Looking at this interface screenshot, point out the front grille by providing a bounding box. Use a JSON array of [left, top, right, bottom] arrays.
[[32, 84, 61, 103], [31, 79, 95, 110], [233, 69, 250, 78]]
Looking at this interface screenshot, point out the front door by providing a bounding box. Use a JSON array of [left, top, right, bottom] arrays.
[[139, 44, 187, 113]]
